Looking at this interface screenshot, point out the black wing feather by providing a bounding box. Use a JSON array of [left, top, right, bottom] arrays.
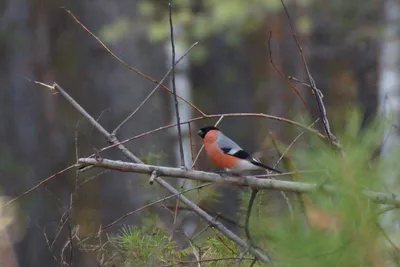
[[221, 148, 252, 159], [221, 148, 282, 174], [250, 160, 281, 173]]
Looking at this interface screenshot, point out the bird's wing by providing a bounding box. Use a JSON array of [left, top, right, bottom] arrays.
[[217, 133, 254, 160], [217, 133, 281, 173]]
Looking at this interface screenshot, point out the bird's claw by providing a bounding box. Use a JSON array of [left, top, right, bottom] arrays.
[[215, 170, 228, 176], [180, 165, 188, 171], [215, 170, 242, 177]]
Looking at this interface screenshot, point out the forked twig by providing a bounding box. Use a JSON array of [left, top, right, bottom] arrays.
[[279, 0, 342, 151], [112, 42, 198, 135], [62, 7, 206, 117], [268, 31, 311, 114]]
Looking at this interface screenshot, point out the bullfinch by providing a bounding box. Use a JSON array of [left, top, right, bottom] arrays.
[[197, 126, 281, 174]]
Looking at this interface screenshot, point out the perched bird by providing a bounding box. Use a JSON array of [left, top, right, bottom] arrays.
[[197, 126, 281, 174]]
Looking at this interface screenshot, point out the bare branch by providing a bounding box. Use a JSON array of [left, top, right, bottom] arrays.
[[268, 31, 311, 114], [279, 0, 342, 151], [77, 157, 400, 206], [36, 81, 271, 262]]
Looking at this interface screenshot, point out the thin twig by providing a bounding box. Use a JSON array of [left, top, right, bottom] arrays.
[[269, 119, 319, 226], [79, 170, 111, 185], [273, 119, 319, 169], [164, 205, 244, 229], [288, 76, 321, 91], [191, 223, 213, 241], [112, 42, 198, 135], [245, 189, 259, 245], [188, 122, 195, 163], [101, 182, 211, 231], [66, 196, 74, 266], [211, 227, 239, 256], [250, 257, 258, 267], [376, 223, 400, 266], [62, 7, 206, 117], [37, 224, 59, 263], [279, 0, 341, 151], [1, 164, 76, 208], [173, 193, 181, 226], [268, 31, 310, 114], [169, 2, 185, 168]]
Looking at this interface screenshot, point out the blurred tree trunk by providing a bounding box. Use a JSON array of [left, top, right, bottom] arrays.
[[1, 0, 172, 266], [378, 0, 400, 252], [309, 0, 378, 132], [0, 1, 67, 266]]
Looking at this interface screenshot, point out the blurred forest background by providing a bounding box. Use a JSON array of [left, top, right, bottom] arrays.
[[1, 0, 400, 266]]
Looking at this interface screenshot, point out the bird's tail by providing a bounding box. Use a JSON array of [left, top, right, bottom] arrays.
[[250, 159, 282, 174]]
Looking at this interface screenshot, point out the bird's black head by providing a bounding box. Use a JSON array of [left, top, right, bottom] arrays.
[[197, 126, 219, 139]]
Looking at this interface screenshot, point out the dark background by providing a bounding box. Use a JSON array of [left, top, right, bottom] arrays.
[[0, 0, 391, 266]]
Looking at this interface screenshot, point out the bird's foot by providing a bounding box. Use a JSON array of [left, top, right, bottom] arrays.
[[215, 170, 243, 177], [215, 170, 229, 176], [180, 165, 188, 171]]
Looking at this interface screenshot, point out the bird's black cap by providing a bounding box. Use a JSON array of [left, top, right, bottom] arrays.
[[197, 126, 219, 138]]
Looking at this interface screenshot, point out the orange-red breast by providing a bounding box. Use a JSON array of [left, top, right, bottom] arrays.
[[197, 126, 281, 174]]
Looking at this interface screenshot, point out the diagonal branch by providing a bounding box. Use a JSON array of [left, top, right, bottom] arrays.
[[36, 81, 272, 263], [77, 157, 400, 206]]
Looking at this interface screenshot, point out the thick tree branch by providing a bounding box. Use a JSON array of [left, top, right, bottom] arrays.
[[77, 157, 400, 206]]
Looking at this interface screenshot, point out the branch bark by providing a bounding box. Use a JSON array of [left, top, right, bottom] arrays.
[[77, 157, 400, 206]]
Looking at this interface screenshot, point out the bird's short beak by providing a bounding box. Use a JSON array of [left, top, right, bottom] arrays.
[[197, 130, 203, 137]]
